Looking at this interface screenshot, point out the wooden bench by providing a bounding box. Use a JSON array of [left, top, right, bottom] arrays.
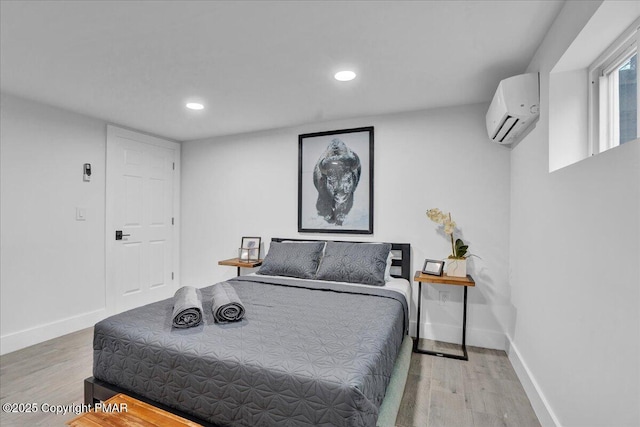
[[67, 393, 203, 427]]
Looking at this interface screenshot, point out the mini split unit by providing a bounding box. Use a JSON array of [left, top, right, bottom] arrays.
[[486, 73, 540, 145]]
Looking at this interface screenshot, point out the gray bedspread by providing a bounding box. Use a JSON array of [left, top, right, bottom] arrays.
[[93, 276, 408, 427]]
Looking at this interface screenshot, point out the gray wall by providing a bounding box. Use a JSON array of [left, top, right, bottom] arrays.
[[0, 93, 108, 353], [181, 104, 512, 350], [508, 2, 640, 426]]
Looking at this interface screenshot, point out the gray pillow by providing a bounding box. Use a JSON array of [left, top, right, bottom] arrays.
[[315, 242, 391, 286], [256, 241, 325, 279]]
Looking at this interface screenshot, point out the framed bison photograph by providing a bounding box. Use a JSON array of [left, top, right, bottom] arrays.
[[298, 126, 374, 234]]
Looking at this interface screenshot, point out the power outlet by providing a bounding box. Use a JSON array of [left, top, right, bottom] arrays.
[[439, 291, 449, 306]]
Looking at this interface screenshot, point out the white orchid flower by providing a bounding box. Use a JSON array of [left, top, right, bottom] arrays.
[[426, 208, 447, 224], [444, 220, 456, 235], [426, 208, 469, 259], [426, 208, 440, 221]]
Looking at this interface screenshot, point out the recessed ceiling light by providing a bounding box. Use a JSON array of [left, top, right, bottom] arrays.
[[186, 102, 204, 110], [334, 70, 356, 81]]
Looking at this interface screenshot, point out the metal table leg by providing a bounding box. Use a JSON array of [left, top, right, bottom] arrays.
[[413, 284, 469, 361]]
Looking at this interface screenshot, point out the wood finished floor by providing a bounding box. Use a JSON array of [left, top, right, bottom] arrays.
[[0, 329, 540, 427], [397, 340, 540, 427]]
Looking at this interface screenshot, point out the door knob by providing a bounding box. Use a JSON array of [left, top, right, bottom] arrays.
[[115, 230, 131, 240]]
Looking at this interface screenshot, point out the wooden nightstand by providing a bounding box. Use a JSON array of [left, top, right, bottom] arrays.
[[413, 271, 475, 361], [218, 258, 263, 276]]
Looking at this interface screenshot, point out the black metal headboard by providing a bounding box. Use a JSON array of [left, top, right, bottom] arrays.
[[271, 238, 411, 282]]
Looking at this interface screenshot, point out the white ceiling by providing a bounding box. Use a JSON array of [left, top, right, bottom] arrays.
[[0, 0, 564, 141]]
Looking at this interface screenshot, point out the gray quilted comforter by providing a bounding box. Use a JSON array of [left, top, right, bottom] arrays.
[[93, 276, 408, 427]]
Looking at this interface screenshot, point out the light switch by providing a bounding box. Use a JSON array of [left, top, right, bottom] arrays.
[[76, 207, 87, 221]]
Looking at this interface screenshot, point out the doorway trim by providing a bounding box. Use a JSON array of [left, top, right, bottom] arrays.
[[105, 124, 180, 315]]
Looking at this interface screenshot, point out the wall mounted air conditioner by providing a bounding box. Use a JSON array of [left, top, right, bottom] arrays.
[[486, 73, 539, 145]]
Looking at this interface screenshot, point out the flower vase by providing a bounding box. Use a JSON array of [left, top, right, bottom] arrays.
[[446, 258, 467, 277]]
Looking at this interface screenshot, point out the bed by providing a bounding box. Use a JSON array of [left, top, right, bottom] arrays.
[[85, 238, 412, 427]]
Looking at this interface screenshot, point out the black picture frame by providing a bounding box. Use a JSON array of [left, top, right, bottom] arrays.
[[422, 259, 445, 276], [298, 126, 374, 234], [240, 236, 261, 261]]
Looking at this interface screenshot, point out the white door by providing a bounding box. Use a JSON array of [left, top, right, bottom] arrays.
[[106, 125, 180, 313]]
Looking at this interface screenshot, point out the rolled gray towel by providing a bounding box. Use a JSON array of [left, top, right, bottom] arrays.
[[172, 286, 203, 328], [212, 282, 245, 323]]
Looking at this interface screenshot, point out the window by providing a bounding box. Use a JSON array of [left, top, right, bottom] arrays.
[[589, 19, 640, 154]]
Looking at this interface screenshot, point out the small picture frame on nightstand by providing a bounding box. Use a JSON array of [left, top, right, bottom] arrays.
[[422, 259, 445, 276], [240, 237, 261, 261]]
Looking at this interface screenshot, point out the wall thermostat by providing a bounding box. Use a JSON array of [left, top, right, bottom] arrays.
[[83, 163, 91, 182]]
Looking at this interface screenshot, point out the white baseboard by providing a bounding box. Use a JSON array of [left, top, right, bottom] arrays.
[[0, 308, 108, 355], [506, 337, 561, 427], [409, 320, 507, 351]]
